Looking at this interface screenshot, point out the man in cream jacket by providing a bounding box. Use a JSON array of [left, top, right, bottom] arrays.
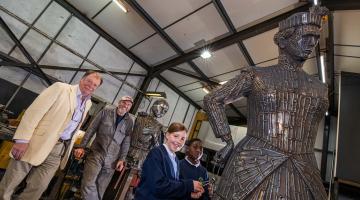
[[0, 71, 102, 200]]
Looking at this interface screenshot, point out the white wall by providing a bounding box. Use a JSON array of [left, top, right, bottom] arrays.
[[197, 121, 247, 151], [136, 78, 198, 130]]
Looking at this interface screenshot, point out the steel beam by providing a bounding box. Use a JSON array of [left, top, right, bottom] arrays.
[[151, 3, 311, 75], [0, 16, 52, 85], [125, 0, 210, 80], [0, 7, 143, 89], [54, 0, 151, 72], [323, 0, 360, 11], [54, 0, 204, 110], [228, 104, 247, 123], [0, 61, 145, 77], [168, 68, 219, 85], [315, 45, 322, 82], [91, 0, 112, 19], [212, 0, 255, 66], [0, 51, 59, 83], [320, 11, 335, 181], [168, 68, 245, 120], [227, 116, 247, 126], [125, 0, 248, 118], [327, 13, 336, 116], [157, 75, 201, 109], [69, 35, 101, 83], [6, 0, 53, 56], [129, 76, 152, 114]]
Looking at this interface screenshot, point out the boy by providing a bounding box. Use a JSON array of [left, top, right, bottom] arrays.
[[179, 138, 211, 200]]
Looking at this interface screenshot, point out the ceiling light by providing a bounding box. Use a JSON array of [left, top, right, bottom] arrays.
[[202, 87, 209, 94], [320, 55, 326, 83], [219, 81, 227, 85], [200, 50, 211, 59], [313, 0, 319, 6], [144, 91, 166, 99], [113, 0, 128, 13]]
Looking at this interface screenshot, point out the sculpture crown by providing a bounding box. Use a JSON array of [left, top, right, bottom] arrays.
[[279, 6, 329, 31]]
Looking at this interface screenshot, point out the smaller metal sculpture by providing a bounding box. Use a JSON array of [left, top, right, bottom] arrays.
[[119, 99, 169, 200], [127, 99, 169, 169]]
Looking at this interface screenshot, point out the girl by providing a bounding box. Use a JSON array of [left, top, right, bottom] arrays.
[[134, 122, 204, 200]]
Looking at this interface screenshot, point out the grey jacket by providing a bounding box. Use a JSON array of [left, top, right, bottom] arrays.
[[80, 105, 133, 161]]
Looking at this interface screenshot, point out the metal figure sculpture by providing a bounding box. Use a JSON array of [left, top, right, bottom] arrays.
[[110, 99, 169, 200], [127, 99, 169, 169], [203, 6, 329, 200]]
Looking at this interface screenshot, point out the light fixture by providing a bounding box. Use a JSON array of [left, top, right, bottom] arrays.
[[320, 55, 326, 83], [200, 50, 211, 59], [313, 0, 319, 6], [219, 81, 227, 85], [325, 111, 329, 116], [144, 91, 166, 99], [113, 0, 128, 13], [202, 87, 210, 94]]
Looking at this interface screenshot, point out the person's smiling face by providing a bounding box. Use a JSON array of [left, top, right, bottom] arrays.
[[165, 130, 187, 153], [187, 140, 203, 163], [79, 73, 101, 97]]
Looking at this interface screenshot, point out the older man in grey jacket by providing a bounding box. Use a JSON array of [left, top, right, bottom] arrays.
[[74, 96, 134, 200]]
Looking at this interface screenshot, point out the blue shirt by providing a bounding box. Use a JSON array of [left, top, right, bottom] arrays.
[[163, 143, 178, 179], [59, 87, 89, 140], [115, 114, 125, 128]]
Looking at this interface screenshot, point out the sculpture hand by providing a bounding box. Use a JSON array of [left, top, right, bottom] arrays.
[[213, 139, 234, 166]]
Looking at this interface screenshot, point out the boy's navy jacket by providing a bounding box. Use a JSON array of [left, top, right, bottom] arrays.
[[179, 159, 210, 200], [134, 145, 194, 200]]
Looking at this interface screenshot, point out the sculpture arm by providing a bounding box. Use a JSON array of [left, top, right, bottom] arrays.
[[154, 124, 165, 146], [203, 67, 254, 139], [118, 117, 133, 160]]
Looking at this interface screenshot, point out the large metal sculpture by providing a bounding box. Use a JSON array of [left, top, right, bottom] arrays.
[[204, 6, 329, 200], [127, 99, 169, 169]]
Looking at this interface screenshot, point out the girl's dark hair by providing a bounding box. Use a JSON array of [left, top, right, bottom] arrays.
[[186, 138, 202, 146], [167, 122, 187, 134]]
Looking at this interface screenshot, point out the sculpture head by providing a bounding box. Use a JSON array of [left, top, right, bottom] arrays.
[[150, 99, 169, 118], [274, 6, 329, 62]]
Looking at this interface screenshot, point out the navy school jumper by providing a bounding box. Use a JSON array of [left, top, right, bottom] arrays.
[[135, 145, 194, 200]]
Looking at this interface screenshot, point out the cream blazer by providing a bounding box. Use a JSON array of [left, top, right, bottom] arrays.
[[11, 82, 92, 169]]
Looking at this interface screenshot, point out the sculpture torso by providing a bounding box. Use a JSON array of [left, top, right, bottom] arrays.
[[247, 65, 328, 154], [205, 66, 329, 200], [127, 112, 164, 169]]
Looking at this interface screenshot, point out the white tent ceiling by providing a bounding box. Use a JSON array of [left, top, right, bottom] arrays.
[[1, 0, 360, 125]]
